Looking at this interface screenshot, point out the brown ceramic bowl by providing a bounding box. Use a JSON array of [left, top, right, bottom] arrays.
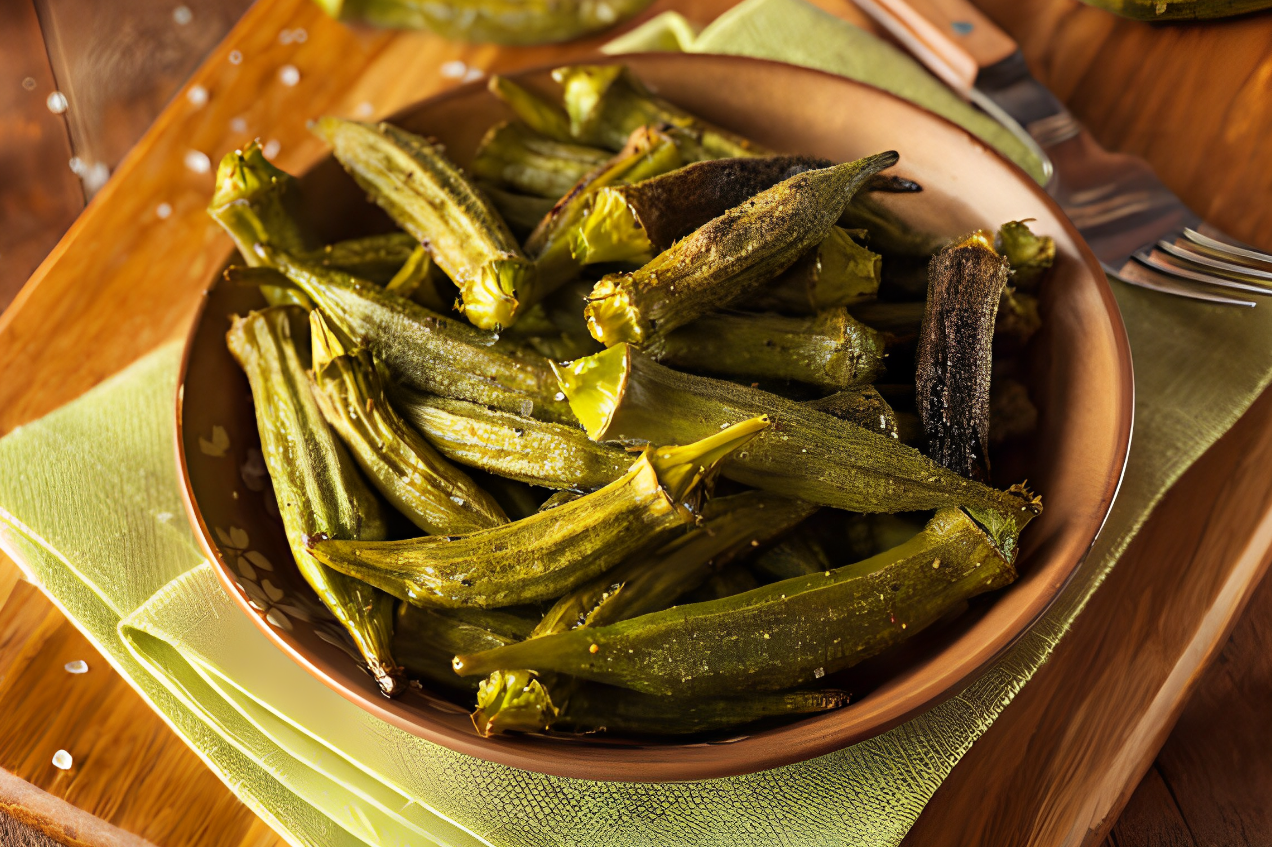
[[177, 53, 1132, 782]]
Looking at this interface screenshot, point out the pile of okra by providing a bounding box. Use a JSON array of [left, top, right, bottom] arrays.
[[214, 65, 1054, 737]]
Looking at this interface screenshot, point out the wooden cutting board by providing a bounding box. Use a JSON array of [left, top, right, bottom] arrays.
[[1, 0, 1271, 844]]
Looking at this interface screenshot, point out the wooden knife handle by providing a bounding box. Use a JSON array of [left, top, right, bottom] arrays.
[[850, 0, 1019, 95]]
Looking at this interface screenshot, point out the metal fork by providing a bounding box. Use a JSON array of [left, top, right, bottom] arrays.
[[851, 0, 1272, 306]]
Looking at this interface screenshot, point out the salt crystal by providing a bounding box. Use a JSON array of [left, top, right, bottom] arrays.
[[156, 202, 173, 219], [278, 29, 294, 45], [462, 67, 483, 83], [813, 667, 825, 679], [46, 91, 68, 114], [184, 150, 211, 174], [64, 660, 88, 674], [355, 101, 374, 118], [83, 162, 110, 193], [156, 512, 174, 523], [440, 60, 467, 79], [52, 750, 73, 770], [553, 392, 566, 402], [229, 116, 247, 133], [279, 65, 301, 87], [173, 5, 193, 25], [22, 77, 36, 91], [228, 50, 243, 65], [293, 28, 308, 43], [68, 156, 86, 175], [261, 139, 281, 159], [186, 84, 208, 107]]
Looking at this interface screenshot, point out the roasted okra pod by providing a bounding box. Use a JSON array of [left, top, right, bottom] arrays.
[[226, 306, 403, 696], [472, 121, 610, 199], [916, 231, 1011, 482], [300, 232, 420, 283], [258, 245, 576, 424], [208, 141, 316, 307], [996, 219, 1056, 292], [658, 308, 886, 391], [311, 116, 536, 329], [308, 314, 508, 535], [393, 390, 631, 491], [307, 418, 770, 608], [455, 508, 1016, 695], [571, 155, 829, 266], [584, 153, 900, 352], [487, 75, 573, 141], [554, 64, 761, 158], [315, 0, 655, 45], [556, 344, 1040, 552], [742, 227, 881, 314]]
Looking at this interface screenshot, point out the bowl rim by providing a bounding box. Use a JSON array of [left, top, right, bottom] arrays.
[[175, 50, 1134, 782]]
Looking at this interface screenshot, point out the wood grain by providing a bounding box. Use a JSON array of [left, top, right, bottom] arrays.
[[0, 0, 84, 309], [2, 0, 1272, 843]]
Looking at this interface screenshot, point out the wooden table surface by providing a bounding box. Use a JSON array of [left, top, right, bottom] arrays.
[[1, 0, 1271, 845]]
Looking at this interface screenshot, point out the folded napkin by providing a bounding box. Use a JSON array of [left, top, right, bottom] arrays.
[[4, 1, 1272, 844]]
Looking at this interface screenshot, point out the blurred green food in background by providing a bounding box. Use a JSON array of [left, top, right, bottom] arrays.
[[315, 0, 655, 43]]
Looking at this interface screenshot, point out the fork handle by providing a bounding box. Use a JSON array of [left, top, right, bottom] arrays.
[[850, 0, 1019, 95]]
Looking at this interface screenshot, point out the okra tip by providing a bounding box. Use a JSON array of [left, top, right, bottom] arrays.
[[648, 415, 771, 503], [551, 343, 631, 440], [209, 139, 291, 210]]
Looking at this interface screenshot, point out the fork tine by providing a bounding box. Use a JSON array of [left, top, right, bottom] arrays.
[[1109, 262, 1256, 308], [1183, 228, 1272, 269], [1155, 240, 1272, 284], [1132, 251, 1272, 297]]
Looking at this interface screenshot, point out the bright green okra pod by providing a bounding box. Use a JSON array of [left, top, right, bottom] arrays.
[[554, 65, 761, 157], [554, 686, 851, 734], [393, 604, 522, 692], [225, 306, 403, 696], [556, 344, 1040, 553], [315, 0, 655, 45], [258, 245, 576, 424], [658, 308, 886, 391], [472, 121, 610, 199], [487, 76, 573, 141], [208, 141, 315, 307], [454, 508, 1016, 695], [311, 116, 535, 329], [307, 418, 770, 609], [584, 153, 900, 351], [393, 390, 631, 491], [308, 314, 508, 535]]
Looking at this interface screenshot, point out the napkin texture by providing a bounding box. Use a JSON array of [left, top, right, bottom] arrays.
[[4, 2, 1272, 845]]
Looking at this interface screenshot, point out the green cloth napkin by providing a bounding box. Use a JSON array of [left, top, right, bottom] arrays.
[[4, 1, 1272, 844]]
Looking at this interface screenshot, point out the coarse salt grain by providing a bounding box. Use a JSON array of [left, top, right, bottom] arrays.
[[184, 150, 211, 173], [187, 84, 208, 107], [279, 65, 301, 87], [156, 202, 173, 219], [46, 91, 68, 114], [228, 50, 243, 65], [173, 5, 193, 24], [440, 60, 467, 79], [229, 116, 247, 133], [64, 660, 88, 674], [52, 750, 73, 770], [262, 139, 281, 159]]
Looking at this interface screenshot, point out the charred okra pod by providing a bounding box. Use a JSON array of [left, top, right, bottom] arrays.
[[455, 508, 1016, 695], [916, 232, 1011, 482], [487, 76, 573, 141], [307, 418, 770, 608], [226, 306, 403, 696], [472, 122, 610, 199], [311, 117, 535, 329], [658, 308, 886, 391], [258, 245, 576, 424], [584, 153, 900, 351], [556, 344, 1040, 552], [742, 227, 881, 314], [571, 155, 829, 266], [300, 232, 419, 283], [393, 390, 631, 491], [308, 314, 508, 535], [554, 65, 761, 158], [208, 141, 316, 307], [315, 0, 654, 45], [996, 219, 1055, 292]]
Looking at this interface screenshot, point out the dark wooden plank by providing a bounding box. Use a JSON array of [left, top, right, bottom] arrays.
[[1106, 765, 1197, 847], [0, 0, 83, 310]]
